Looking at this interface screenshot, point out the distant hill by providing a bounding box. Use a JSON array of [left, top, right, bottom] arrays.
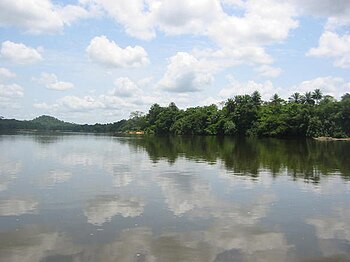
[[31, 115, 66, 124], [30, 115, 76, 129], [0, 115, 127, 133], [0, 115, 77, 131]]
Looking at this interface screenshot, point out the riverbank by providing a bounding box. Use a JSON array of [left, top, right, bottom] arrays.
[[127, 131, 145, 135], [314, 136, 350, 141]]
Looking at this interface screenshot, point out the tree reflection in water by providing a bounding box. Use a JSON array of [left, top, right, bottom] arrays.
[[119, 136, 350, 182]]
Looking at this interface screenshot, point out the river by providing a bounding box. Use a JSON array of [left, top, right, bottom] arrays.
[[0, 133, 349, 261]]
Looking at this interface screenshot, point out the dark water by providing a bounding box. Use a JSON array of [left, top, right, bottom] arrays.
[[0, 133, 349, 262]]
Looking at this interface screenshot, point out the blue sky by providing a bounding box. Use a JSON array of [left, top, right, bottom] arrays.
[[0, 0, 349, 124]]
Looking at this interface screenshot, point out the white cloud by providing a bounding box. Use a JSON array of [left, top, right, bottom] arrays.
[[34, 95, 105, 112], [34, 95, 115, 113], [296, 2, 350, 70], [0, 0, 63, 34], [158, 52, 214, 93], [27, 0, 295, 78], [219, 76, 277, 100], [34, 92, 132, 113], [137, 76, 154, 87], [152, 0, 222, 35], [219, 75, 350, 101], [290, 1, 350, 70], [194, 47, 273, 68], [32, 78, 188, 121], [326, 17, 350, 30], [0, 67, 16, 79], [86, 0, 297, 67], [0, 0, 94, 34], [307, 31, 350, 69], [33, 102, 56, 110], [111, 77, 142, 97], [79, 0, 301, 86], [221, 0, 245, 8], [294, 76, 350, 99], [36, 72, 74, 91], [1, 41, 43, 64], [256, 65, 282, 78], [91, 0, 155, 40], [289, 0, 350, 28], [208, 0, 298, 48], [0, 83, 24, 108], [86, 35, 149, 68], [57, 95, 105, 111], [88, 0, 297, 48], [290, 0, 350, 16], [58, 4, 93, 25], [0, 84, 24, 98]]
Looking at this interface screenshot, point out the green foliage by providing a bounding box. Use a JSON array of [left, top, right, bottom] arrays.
[[222, 93, 261, 136], [153, 103, 179, 134], [171, 105, 219, 135], [223, 120, 236, 135], [339, 94, 350, 135], [257, 102, 288, 136], [121, 111, 147, 132]]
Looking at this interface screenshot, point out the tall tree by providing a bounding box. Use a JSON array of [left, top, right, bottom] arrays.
[[303, 91, 315, 105], [270, 94, 284, 105], [289, 92, 301, 103], [251, 91, 262, 106], [312, 89, 323, 104]]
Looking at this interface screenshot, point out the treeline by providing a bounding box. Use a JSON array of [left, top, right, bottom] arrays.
[[120, 89, 350, 137], [1, 89, 350, 137]]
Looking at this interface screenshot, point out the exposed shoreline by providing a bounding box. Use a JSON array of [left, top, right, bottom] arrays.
[[314, 136, 350, 141]]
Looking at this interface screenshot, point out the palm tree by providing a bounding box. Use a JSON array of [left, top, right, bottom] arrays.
[[270, 93, 283, 105], [312, 89, 322, 104], [289, 92, 301, 103], [303, 91, 315, 105]]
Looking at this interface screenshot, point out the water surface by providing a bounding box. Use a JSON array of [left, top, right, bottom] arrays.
[[0, 133, 349, 261]]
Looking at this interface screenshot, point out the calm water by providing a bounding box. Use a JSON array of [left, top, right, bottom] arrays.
[[0, 133, 349, 262]]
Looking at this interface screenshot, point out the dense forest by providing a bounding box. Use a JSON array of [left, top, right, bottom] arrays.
[[1, 89, 350, 137]]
